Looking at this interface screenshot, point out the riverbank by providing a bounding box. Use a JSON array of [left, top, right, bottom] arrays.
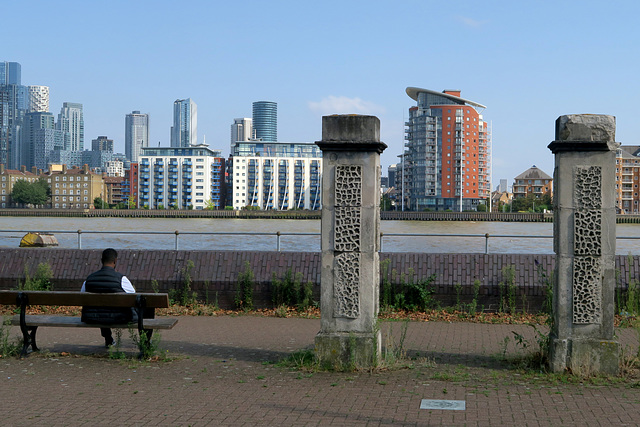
[[4, 208, 640, 223]]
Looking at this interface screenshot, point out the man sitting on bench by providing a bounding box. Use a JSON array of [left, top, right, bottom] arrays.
[[81, 248, 137, 347]]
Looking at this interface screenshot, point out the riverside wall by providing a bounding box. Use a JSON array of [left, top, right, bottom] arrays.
[[2, 249, 640, 311], [5, 208, 640, 223]]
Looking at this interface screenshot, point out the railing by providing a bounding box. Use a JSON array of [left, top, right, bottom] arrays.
[[5, 229, 640, 253], [379, 232, 552, 254]]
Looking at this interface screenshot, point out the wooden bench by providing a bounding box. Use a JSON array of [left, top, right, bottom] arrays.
[[0, 290, 178, 357]]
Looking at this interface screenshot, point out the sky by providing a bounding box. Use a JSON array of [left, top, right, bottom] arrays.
[[4, 0, 640, 188]]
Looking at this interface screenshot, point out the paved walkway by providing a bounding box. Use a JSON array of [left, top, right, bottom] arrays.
[[2, 316, 640, 426]]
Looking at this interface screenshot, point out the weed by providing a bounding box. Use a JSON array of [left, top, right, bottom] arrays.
[[277, 349, 317, 371], [150, 279, 160, 294], [469, 279, 481, 315], [235, 261, 254, 310], [0, 317, 21, 357], [18, 262, 53, 291], [107, 329, 126, 360], [129, 328, 162, 360], [499, 265, 517, 314], [454, 283, 462, 311], [535, 260, 554, 316], [271, 269, 314, 311], [169, 260, 198, 306], [274, 304, 288, 318]]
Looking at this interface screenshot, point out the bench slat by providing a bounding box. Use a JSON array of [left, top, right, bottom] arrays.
[[7, 315, 178, 330], [0, 291, 170, 308]]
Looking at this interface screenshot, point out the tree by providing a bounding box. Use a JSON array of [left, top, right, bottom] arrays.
[[381, 194, 393, 211], [93, 197, 107, 209], [10, 179, 49, 206]]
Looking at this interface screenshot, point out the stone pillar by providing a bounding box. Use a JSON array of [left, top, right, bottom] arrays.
[[547, 114, 620, 375], [314, 115, 387, 368]]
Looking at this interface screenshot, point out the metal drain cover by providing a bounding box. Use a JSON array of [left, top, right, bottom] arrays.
[[420, 399, 466, 411]]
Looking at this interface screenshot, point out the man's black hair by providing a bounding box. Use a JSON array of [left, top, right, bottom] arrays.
[[101, 248, 118, 264]]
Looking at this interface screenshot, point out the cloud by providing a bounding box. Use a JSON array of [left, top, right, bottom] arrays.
[[457, 16, 488, 28], [308, 96, 386, 115]]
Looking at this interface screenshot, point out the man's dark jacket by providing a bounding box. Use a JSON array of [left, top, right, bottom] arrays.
[[81, 266, 138, 324]]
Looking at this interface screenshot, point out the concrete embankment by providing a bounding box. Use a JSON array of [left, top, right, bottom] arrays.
[[4, 208, 640, 222], [2, 248, 638, 311]]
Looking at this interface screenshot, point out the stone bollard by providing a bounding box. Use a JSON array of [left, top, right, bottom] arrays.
[[314, 115, 387, 368], [547, 114, 620, 375]]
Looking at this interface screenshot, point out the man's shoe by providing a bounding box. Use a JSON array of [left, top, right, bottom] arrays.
[[105, 337, 115, 348]]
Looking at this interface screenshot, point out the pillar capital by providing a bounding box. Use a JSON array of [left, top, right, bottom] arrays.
[[548, 114, 619, 153], [316, 115, 387, 154]]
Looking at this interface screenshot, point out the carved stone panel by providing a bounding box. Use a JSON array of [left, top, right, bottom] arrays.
[[574, 166, 602, 210], [335, 165, 362, 207], [572, 165, 603, 324], [574, 166, 602, 256], [574, 209, 601, 256], [334, 253, 360, 318], [573, 256, 602, 324], [335, 207, 360, 252]]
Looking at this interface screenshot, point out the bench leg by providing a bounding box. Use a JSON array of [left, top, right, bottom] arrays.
[[20, 326, 39, 357]]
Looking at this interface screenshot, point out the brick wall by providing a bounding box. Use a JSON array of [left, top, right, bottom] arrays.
[[1, 249, 638, 311]]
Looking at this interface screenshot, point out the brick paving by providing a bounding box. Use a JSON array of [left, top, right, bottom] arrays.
[[1, 317, 640, 426]]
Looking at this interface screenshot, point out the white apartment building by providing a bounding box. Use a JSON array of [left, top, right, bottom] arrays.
[[231, 142, 322, 210], [27, 85, 49, 113], [139, 145, 225, 210], [105, 160, 124, 177]]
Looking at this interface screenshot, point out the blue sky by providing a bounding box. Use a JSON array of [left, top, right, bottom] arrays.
[[4, 0, 640, 187]]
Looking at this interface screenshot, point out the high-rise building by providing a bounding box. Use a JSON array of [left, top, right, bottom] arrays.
[[231, 118, 253, 144], [27, 86, 49, 113], [139, 146, 225, 209], [171, 98, 197, 147], [0, 62, 21, 85], [252, 101, 277, 142], [403, 87, 490, 211], [230, 141, 322, 210], [125, 110, 149, 162], [0, 80, 27, 168], [20, 111, 63, 169], [56, 102, 84, 151], [92, 135, 114, 152]]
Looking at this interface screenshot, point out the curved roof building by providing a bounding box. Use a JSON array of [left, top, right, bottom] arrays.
[[402, 88, 490, 211]]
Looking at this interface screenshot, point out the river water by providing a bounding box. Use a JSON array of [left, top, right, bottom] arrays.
[[1, 217, 640, 254]]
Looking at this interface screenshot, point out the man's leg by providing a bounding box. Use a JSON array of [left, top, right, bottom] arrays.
[[100, 328, 114, 347]]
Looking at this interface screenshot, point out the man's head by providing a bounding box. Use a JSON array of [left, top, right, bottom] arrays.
[[101, 248, 118, 266]]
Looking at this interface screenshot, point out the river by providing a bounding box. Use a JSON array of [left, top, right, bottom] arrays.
[[1, 217, 640, 254]]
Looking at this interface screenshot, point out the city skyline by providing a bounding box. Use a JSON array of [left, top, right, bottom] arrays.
[[4, 1, 640, 184]]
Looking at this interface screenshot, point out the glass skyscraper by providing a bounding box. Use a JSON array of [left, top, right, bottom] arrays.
[[125, 110, 149, 162], [0, 62, 21, 85], [252, 101, 277, 142], [171, 98, 197, 147], [0, 62, 27, 168], [56, 102, 84, 151]]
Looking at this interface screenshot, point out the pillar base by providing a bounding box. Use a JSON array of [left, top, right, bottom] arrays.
[[315, 331, 381, 370], [549, 336, 619, 375]]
